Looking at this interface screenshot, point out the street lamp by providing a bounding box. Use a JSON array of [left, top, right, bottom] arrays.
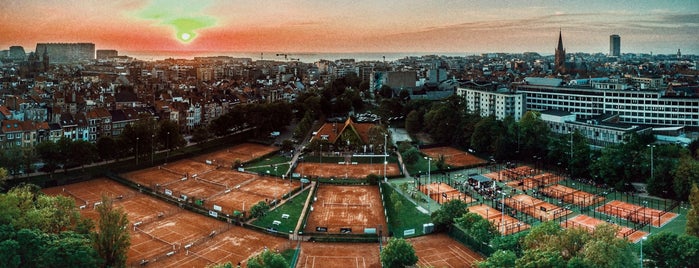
[[647, 145, 655, 184], [135, 137, 139, 166], [151, 134, 155, 165], [425, 157, 432, 212], [383, 134, 388, 183], [569, 131, 574, 180], [166, 131, 170, 162], [497, 190, 506, 236], [319, 143, 322, 164]]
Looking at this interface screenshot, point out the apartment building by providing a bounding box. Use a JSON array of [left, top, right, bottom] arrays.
[[456, 82, 524, 121], [516, 78, 699, 127]]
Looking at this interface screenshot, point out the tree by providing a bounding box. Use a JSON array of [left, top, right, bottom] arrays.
[[490, 232, 526, 257], [673, 156, 699, 200], [70, 140, 98, 170], [688, 183, 699, 237], [0, 239, 21, 268], [516, 249, 566, 268], [401, 147, 421, 165], [249, 201, 270, 219], [477, 250, 516, 268], [44, 232, 100, 268], [247, 249, 288, 268], [518, 111, 550, 157], [96, 137, 118, 162], [644, 231, 699, 267], [92, 196, 130, 268], [36, 141, 60, 175], [380, 238, 418, 268], [405, 110, 422, 134], [431, 199, 468, 232], [0, 167, 8, 191], [580, 224, 635, 268], [456, 212, 498, 247]]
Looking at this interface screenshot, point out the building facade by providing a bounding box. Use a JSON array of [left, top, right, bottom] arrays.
[[609, 35, 621, 57], [517, 81, 699, 127], [456, 84, 524, 121]]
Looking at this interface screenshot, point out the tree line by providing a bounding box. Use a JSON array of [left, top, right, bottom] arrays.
[[0, 183, 130, 268]]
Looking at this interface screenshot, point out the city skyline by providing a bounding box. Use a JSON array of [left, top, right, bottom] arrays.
[[1, 0, 698, 55]]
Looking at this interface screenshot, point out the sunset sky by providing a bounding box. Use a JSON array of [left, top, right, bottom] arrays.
[[1, 0, 697, 55]]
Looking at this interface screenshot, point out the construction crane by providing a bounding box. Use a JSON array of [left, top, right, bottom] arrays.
[[276, 53, 288, 60]]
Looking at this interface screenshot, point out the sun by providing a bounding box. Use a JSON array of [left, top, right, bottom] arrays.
[[177, 31, 196, 43]]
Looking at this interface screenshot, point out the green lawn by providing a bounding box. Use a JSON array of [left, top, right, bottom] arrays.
[[243, 155, 291, 168], [243, 155, 292, 176], [381, 183, 432, 238], [252, 188, 310, 234], [244, 163, 291, 177], [404, 155, 436, 177]]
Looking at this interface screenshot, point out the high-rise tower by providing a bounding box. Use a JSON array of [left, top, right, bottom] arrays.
[[609, 34, 621, 57], [554, 30, 566, 74]]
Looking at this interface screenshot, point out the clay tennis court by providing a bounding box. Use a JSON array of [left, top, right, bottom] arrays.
[[194, 143, 280, 167], [161, 228, 290, 267], [206, 174, 300, 215], [42, 177, 137, 207], [304, 185, 387, 234], [596, 200, 678, 227], [294, 162, 401, 179], [506, 177, 540, 190], [468, 204, 530, 235], [421, 146, 486, 167], [561, 215, 649, 243], [297, 241, 381, 268], [505, 194, 571, 221], [409, 233, 483, 268], [418, 182, 474, 204], [121, 166, 184, 188], [540, 184, 606, 207], [500, 165, 535, 181], [44, 178, 289, 267]]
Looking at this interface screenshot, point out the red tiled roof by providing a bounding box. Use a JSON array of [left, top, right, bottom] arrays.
[[0, 106, 11, 117], [312, 117, 377, 145]]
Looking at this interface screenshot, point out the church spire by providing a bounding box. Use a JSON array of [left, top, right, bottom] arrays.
[[557, 29, 564, 51], [555, 29, 566, 74]]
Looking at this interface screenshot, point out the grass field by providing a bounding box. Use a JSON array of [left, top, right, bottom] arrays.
[[244, 155, 291, 168], [381, 183, 432, 238], [253, 189, 310, 234]]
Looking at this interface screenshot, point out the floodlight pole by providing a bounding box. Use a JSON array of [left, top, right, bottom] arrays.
[[383, 134, 387, 183], [647, 145, 655, 184], [426, 157, 432, 212]]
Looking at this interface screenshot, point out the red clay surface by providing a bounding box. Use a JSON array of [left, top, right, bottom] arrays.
[[500, 165, 535, 181], [304, 185, 387, 234], [294, 162, 401, 179], [561, 215, 649, 243], [596, 200, 678, 227], [418, 182, 474, 204], [468, 204, 530, 235], [206, 174, 301, 215], [297, 241, 381, 268], [421, 147, 486, 167], [43, 178, 288, 267], [540, 184, 606, 207], [194, 143, 280, 167], [505, 194, 571, 221], [121, 166, 183, 188], [409, 233, 484, 268], [507, 173, 564, 190]]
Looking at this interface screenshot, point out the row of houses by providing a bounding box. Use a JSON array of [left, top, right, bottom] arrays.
[[0, 107, 148, 149]]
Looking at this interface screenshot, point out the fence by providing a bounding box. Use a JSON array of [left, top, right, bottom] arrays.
[[447, 225, 493, 257]]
